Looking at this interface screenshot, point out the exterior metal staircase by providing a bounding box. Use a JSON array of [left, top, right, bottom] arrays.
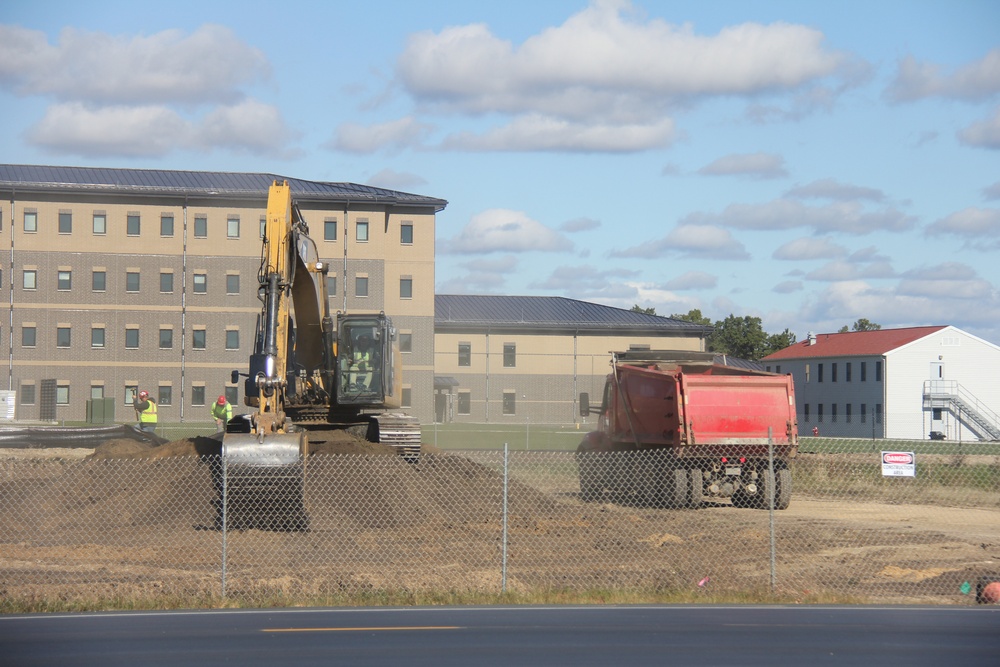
[[923, 381, 1000, 441]]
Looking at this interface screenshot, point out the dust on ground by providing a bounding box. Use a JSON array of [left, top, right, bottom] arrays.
[[1, 435, 998, 605]]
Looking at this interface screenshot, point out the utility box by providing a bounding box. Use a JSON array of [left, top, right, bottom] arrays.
[[86, 397, 116, 424]]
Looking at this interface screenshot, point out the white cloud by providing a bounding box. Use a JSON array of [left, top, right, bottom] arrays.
[[329, 117, 433, 154], [926, 206, 1000, 250], [530, 264, 639, 292], [560, 217, 601, 232], [985, 181, 1000, 200], [439, 209, 573, 254], [698, 152, 788, 179], [772, 237, 847, 261], [662, 271, 717, 290], [683, 199, 915, 235], [441, 115, 674, 153], [958, 107, 1000, 149], [885, 49, 1000, 103], [26, 103, 190, 157], [772, 280, 802, 294], [196, 99, 300, 156], [0, 24, 267, 105], [785, 178, 885, 202], [610, 224, 749, 260]]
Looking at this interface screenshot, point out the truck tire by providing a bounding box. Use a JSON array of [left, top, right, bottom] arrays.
[[688, 468, 705, 508], [775, 468, 792, 510], [579, 456, 601, 502], [668, 468, 689, 509]]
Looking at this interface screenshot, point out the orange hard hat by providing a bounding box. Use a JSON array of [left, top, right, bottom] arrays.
[[217, 395, 227, 405], [138, 390, 148, 399]]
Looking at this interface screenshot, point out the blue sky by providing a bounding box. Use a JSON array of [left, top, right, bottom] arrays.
[[2, 0, 999, 344]]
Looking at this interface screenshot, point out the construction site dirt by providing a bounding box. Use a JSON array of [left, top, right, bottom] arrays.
[[1, 434, 998, 606]]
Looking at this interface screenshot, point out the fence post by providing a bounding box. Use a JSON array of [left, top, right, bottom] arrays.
[[221, 452, 228, 599], [768, 427, 776, 593], [502, 442, 509, 593]]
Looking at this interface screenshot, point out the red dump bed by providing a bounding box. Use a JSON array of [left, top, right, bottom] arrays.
[[609, 362, 798, 454]]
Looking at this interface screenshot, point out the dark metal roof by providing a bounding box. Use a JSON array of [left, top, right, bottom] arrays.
[[0, 164, 447, 209], [435, 294, 713, 335]]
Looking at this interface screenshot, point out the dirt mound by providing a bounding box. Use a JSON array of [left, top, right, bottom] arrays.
[[87, 430, 389, 460]]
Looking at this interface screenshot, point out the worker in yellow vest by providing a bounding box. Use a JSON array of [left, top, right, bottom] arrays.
[[133, 390, 158, 433], [211, 395, 232, 432]]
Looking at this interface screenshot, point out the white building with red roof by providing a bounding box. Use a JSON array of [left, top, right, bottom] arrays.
[[762, 326, 1000, 441]]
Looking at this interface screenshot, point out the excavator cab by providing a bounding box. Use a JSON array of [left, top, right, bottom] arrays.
[[336, 313, 396, 407]]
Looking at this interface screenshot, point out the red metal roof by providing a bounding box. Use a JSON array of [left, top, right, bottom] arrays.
[[762, 326, 948, 360]]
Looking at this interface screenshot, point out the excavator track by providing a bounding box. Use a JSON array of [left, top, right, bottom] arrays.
[[372, 413, 422, 461]]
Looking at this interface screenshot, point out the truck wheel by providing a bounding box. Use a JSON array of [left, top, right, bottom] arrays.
[[579, 457, 600, 501], [669, 468, 689, 509], [775, 468, 792, 510], [688, 468, 705, 508]]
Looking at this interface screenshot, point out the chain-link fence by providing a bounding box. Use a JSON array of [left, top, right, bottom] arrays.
[[2, 442, 999, 607]]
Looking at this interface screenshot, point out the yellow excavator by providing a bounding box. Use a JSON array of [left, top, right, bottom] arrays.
[[220, 180, 420, 530]]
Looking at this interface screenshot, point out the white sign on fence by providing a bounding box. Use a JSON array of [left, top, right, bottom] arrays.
[[881, 451, 915, 477], [0, 391, 15, 421]]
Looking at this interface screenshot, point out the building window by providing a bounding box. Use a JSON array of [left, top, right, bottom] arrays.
[[846, 403, 852, 423], [56, 327, 71, 348], [127, 213, 140, 236], [126, 272, 140, 293], [399, 333, 412, 353], [324, 219, 338, 241], [193, 273, 207, 293], [401, 387, 411, 408], [458, 343, 471, 367], [93, 213, 106, 235], [400, 277, 412, 299], [192, 329, 206, 349], [401, 222, 413, 244], [817, 363, 824, 383], [875, 404, 883, 424], [191, 386, 206, 406], [23, 270, 37, 290], [22, 326, 36, 347], [159, 328, 173, 349], [804, 363, 810, 383], [160, 272, 174, 293], [90, 385, 104, 400], [861, 362, 867, 382], [861, 403, 867, 423], [226, 274, 240, 294], [259, 216, 266, 239], [356, 220, 368, 242], [326, 275, 336, 296], [56, 385, 70, 406], [92, 270, 106, 291], [845, 362, 852, 382], [831, 403, 837, 422], [502, 391, 516, 415], [92, 327, 105, 348], [20, 384, 36, 405], [503, 343, 516, 368], [158, 386, 172, 406], [803, 403, 809, 422], [125, 328, 139, 349], [225, 330, 239, 350], [458, 391, 471, 415], [125, 386, 138, 405], [57, 270, 72, 290], [59, 212, 72, 234], [194, 216, 208, 238], [832, 363, 837, 383], [817, 403, 824, 423], [225, 387, 238, 406], [24, 211, 37, 233], [355, 276, 368, 297], [227, 217, 240, 238], [875, 361, 883, 382]]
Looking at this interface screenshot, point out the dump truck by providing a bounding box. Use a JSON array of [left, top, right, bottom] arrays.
[[220, 180, 419, 530], [577, 350, 798, 509]]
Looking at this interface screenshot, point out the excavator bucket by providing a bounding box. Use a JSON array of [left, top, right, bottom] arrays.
[[218, 431, 309, 531]]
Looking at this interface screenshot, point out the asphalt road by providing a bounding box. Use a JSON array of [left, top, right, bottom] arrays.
[[1, 605, 998, 666]]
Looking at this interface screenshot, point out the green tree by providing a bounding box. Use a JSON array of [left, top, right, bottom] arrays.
[[630, 304, 657, 315], [764, 328, 797, 356], [839, 318, 882, 333], [668, 308, 711, 326], [708, 315, 769, 361]]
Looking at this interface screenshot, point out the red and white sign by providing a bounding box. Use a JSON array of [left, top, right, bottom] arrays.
[[881, 451, 916, 477]]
